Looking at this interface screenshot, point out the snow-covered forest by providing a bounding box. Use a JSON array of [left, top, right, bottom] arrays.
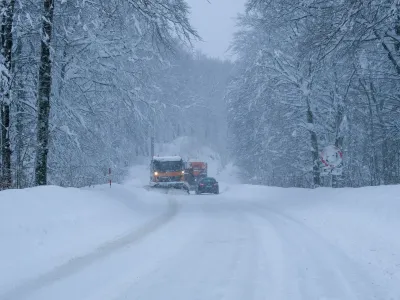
[[1, 0, 400, 189], [226, 0, 400, 188], [0, 0, 231, 189]]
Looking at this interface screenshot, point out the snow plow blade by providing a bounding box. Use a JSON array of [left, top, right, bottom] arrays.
[[148, 182, 190, 194]]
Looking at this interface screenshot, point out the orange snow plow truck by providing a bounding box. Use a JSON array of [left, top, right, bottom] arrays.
[[150, 156, 189, 191], [186, 161, 208, 179], [184, 161, 208, 189]]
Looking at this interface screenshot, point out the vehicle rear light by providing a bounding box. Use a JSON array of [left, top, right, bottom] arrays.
[[200, 183, 204, 186]]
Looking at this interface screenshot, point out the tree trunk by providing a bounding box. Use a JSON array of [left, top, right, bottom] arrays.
[[1, 104, 10, 187], [306, 99, 320, 187], [0, 0, 15, 189], [15, 100, 23, 188], [332, 96, 344, 188], [35, 0, 55, 186], [369, 82, 394, 185], [12, 38, 23, 188], [359, 79, 380, 185]]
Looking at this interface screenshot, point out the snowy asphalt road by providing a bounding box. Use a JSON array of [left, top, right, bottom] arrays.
[[2, 189, 387, 300]]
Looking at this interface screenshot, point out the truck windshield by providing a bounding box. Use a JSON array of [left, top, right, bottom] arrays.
[[153, 160, 183, 172]]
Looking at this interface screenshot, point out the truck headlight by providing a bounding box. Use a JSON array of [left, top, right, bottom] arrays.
[[181, 171, 185, 174], [154, 172, 158, 176]]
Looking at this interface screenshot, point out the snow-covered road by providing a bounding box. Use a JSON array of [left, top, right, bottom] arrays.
[[1, 184, 399, 300]]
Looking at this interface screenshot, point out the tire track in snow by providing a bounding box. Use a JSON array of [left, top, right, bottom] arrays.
[[108, 200, 256, 300], [251, 203, 385, 300], [245, 211, 293, 300], [0, 198, 180, 300], [217, 211, 259, 300]]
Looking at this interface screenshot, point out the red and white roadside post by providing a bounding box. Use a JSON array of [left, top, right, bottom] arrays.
[[320, 145, 343, 187]]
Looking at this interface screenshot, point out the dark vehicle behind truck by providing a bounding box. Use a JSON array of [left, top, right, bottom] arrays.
[[196, 177, 219, 195]]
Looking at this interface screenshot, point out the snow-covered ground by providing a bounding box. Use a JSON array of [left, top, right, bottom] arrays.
[[0, 183, 175, 299], [1, 180, 400, 300], [224, 184, 400, 299]]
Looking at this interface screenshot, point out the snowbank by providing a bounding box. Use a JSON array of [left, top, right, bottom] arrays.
[[0, 184, 170, 293]]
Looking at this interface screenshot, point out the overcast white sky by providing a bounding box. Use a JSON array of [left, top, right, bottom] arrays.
[[185, 0, 246, 60]]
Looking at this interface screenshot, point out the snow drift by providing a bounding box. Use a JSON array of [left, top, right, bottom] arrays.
[[0, 184, 172, 294]]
